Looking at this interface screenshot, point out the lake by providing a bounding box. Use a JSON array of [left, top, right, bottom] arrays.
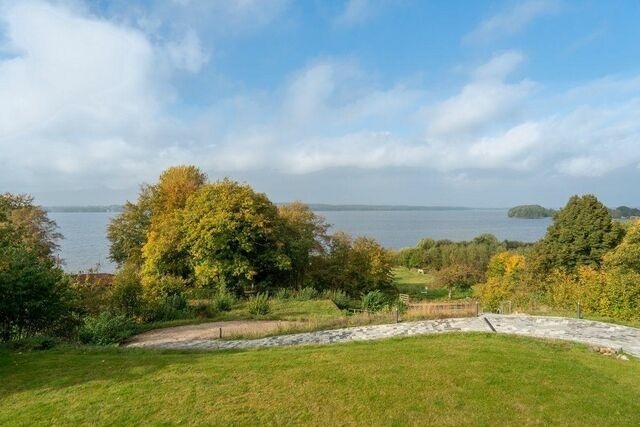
[[50, 209, 551, 274]]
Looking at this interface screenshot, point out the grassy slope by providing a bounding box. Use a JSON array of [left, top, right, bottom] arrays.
[[393, 267, 472, 300], [1, 334, 639, 426]]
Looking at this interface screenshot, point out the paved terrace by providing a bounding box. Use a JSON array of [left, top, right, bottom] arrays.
[[125, 314, 640, 358]]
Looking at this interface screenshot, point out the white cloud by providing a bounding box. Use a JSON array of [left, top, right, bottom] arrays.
[[0, 1, 176, 188], [336, 0, 375, 27], [426, 52, 534, 136], [165, 30, 208, 73], [465, 0, 559, 43], [473, 50, 525, 80], [2, 1, 640, 203]]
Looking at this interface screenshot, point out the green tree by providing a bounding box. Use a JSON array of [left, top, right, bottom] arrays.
[[0, 193, 61, 260], [107, 185, 153, 267], [0, 194, 70, 341], [180, 179, 291, 295], [532, 194, 623, 274], [278, 201, 329, 288], [314, 232, 394, 297], [435, 263, 483, 299]]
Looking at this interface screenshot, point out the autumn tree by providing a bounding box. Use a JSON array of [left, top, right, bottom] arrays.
[[108, 166, 206, 270], [473, 252, 526, 311]]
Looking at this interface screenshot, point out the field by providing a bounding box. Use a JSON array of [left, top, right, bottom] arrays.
[[2, 333, 639, 426], [393, 267, 473, 300]]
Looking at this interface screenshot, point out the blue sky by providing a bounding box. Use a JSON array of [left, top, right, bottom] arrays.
[[1, 0, 639, 207]]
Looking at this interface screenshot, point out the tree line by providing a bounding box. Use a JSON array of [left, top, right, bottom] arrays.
[[0, 166, 395, 342]]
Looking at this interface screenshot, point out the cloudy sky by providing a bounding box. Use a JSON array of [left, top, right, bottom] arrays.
[[1, 0, 639, 207]]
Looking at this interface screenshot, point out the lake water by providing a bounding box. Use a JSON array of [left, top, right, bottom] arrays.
[[50, 209, 552, 274]]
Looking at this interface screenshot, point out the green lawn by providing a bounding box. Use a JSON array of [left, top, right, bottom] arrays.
[[1, 334, 639, 426], [393, 267, 472, 300]]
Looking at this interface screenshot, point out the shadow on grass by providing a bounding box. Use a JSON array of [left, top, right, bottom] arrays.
[[0, 345, 243, 399]]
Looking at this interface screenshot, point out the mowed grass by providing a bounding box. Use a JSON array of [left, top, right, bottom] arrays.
[[2, 334, 639, 426]]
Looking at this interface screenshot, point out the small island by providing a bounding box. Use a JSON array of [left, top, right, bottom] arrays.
[[508, 204, 556, 219]]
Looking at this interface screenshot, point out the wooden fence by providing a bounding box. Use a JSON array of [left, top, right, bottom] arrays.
[[404, 300, 480, 319]]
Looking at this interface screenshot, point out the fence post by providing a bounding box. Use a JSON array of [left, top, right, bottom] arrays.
[[219, 327, 222, 338], [577, 302, 581, 319], [476, 301, 479, 316], [395, 306, 399, 323]]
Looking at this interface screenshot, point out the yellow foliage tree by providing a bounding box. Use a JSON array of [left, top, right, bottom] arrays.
[[473, 252, 525, 311]]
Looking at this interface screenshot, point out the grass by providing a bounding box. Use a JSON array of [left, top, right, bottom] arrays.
[[224, 310, 399, 340], [393, 267, 472, 300], [1, 334, 639, 426]]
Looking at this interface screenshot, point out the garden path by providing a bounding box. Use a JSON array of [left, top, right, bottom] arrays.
[[124, 314, 640, 358]]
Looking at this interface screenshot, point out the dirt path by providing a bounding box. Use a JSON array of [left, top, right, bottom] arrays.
[[124, 320, 301, 347]]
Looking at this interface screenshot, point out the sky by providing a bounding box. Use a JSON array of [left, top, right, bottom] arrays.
[[1, 0, 639, 208]]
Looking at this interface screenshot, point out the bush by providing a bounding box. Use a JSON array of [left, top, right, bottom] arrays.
[[361, 290, 388, 313], [148, 293, 189, 322], [79, 312, 136, 345], [294, 287, 318, 301], [247, 293, 271, 316], [109, 264, 143, 317], [474, 252, 526, 312], [191, 302, 217, 318], [275, 288, 291, 300], [213, 292, 235, 312], [324, 290, 351, 310], [142, 276, 190, 321]]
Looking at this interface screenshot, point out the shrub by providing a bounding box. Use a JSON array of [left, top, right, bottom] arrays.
[[213, 292, 235, 312], [191, 302, 217, 318], [324, 290, 351, 310], [361, 290, 388, 313], [142, 276, 190, 321], [148, 293, 189, 321], [79, 312, 136, 345], [275, 288, 291, 300], [247, 293, 271, 316], [474, 252, 526, 312], [294, 286, 318, 301], [109, 264, 143, 317]]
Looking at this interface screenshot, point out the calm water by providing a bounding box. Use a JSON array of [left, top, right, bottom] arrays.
[[50, 209, 551, 274]]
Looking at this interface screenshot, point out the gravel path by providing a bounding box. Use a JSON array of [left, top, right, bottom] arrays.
[[124, 314, 640, 357], [124, 320, 300, 347]]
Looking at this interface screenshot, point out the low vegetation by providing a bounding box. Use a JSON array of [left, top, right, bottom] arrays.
[[2, 334, 639, 425]]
